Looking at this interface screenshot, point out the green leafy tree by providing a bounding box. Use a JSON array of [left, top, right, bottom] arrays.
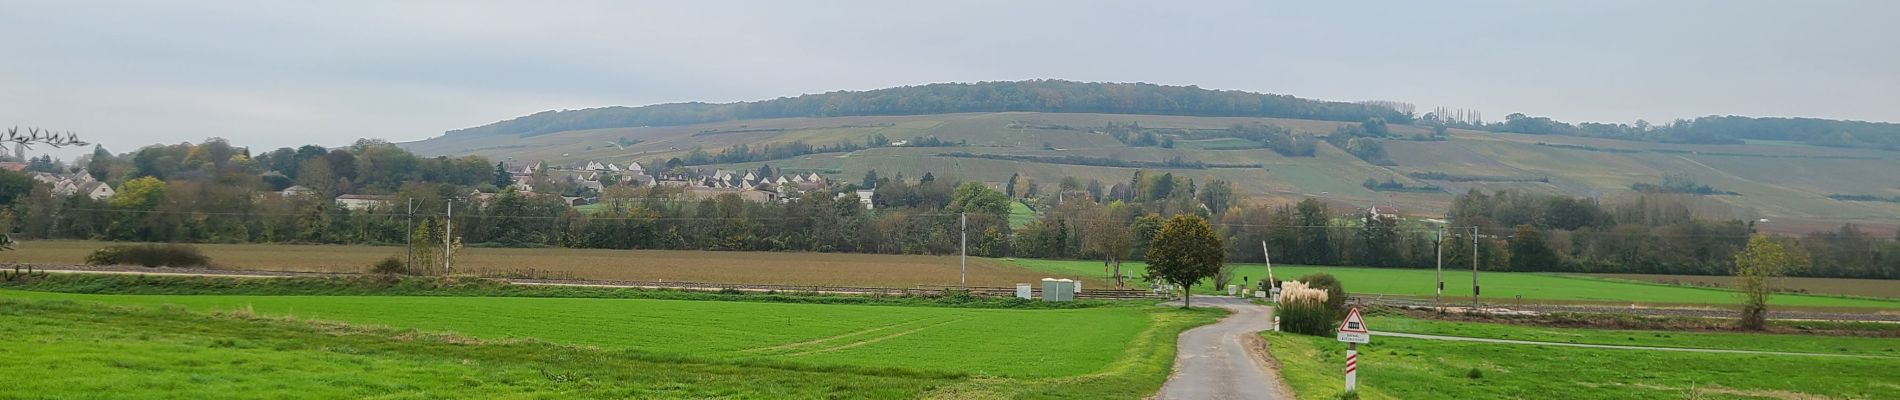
[[1198, 179, 1234, 215], [492, 162, 511, 188], [1734, 235, 1792, 330], [1145, 215, 1225, 308], [1293, 198, 1333, 264], [1507, 224, 1557, 271]]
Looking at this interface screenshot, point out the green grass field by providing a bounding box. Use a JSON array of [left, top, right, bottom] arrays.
[[0, 289, 1143, 378], [1367, 316, 1900, 357], [0, 281, 1223, 398], [1011, 259, 1900, 310], [1, 299, 955, 399], [1266, 317, 1900, 399]]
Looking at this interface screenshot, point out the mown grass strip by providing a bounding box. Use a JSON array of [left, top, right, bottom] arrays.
[[0, 272, 1130, 309]]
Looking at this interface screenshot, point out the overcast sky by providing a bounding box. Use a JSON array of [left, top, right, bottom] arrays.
[[4, 0, 1896, 159]]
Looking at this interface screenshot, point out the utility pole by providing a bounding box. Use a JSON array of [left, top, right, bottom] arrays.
[[405, 198, 414, 268], [1434, 227, 1444, 307], [1471, 226, 1480, 309], [959, 212, 967, 289], [444, 200, 454, 274]]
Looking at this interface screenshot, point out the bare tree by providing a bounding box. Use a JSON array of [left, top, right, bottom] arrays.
[[1083, 203, 1134, 288]]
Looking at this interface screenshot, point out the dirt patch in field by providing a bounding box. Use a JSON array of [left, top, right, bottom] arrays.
[[7, 240, 1061, 288], [1696, 386, 1827, 400], [1578, 273, 1900, 300], [454, 248, 1054, 288]]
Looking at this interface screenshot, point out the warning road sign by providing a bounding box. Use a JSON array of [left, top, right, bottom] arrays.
[[1336, 307, 1370, 343]]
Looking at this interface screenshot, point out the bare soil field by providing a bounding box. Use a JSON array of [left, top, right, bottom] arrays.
[[1580, 273, 1900, 300], [5, 240, 1070, 288]]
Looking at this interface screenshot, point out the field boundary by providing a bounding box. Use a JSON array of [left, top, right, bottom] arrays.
[[1546, 273, 1900, 303], [1371, 331, 1895, 358], [14, 265, 1161, 301]]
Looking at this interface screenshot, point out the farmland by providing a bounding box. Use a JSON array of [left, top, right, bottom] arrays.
[[403, 111, 1900, 234], [1265, 316, 1900, 399], [5, 240, 1064, 288], [0, 278, 1223, 398], [0, 299, 952, 399], [1012, 259, 1900, 310]]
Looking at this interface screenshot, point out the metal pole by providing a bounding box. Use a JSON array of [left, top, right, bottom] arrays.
[[1471, 226, 1480, 309], [959, 212, 967, 289], [1345, 342, 1359, 392], [1434, 228, 1443, 307], [405, 198, 413, 268], [444, 200, 454, 274]]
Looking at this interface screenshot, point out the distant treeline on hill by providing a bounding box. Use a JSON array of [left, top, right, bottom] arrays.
[[1439, 113, 1900, 150], [1828, 194, 1900, 203], [1405, 172, 1549, 183], [444, 80, 1411, 138], [934, 152, 1262, 169]]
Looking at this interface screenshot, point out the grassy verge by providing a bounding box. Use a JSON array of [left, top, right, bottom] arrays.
[[1367, 315, 1900, 357], [0, 273, 1123, 309], [1011, 258, 1900, 310], [1265, 325, 1900, 399]]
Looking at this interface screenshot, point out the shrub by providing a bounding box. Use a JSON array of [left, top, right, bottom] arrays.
[[371, 256, 407, 275], [1297, 273, 1349, 315], [85, 244, 211, 268], [1466, 368, 1484, 379], [1275, 280, 1336, 336]]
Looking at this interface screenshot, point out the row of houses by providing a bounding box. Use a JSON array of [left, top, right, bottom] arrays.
[[27, 170, 115, 200], [516, 159, 841, 205]]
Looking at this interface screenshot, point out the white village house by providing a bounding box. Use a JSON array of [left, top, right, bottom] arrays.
[[335, 194, 396, 211]]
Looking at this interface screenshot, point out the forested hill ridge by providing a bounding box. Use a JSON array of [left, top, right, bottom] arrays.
[[443, 80, 1411, 138], [448, 79, 1900, 150]]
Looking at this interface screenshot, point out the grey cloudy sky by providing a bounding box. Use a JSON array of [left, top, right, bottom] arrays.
[[4, 0, 1896, 158]]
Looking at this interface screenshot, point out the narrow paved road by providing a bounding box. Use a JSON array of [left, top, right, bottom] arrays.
[[1157, 296, 1287, 400], [1374, 331, 1892, 358]]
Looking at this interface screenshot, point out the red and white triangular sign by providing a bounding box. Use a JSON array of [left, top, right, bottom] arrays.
[[1338, 307, 1369, 334]]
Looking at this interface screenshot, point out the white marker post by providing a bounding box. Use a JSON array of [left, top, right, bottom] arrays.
[[1336, 307, 1370, 393]]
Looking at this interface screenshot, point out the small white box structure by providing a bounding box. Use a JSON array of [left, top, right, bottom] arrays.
[[1016, 283, 1033, 299], [1041, 279, 1074, 302], [1073, 280, 1083, 294], [1254, 290, 1267, 298], [1227, 285, 1238, 296]]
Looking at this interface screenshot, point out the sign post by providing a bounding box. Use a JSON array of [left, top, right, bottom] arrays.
[[1336, 307, 1370, 392]]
